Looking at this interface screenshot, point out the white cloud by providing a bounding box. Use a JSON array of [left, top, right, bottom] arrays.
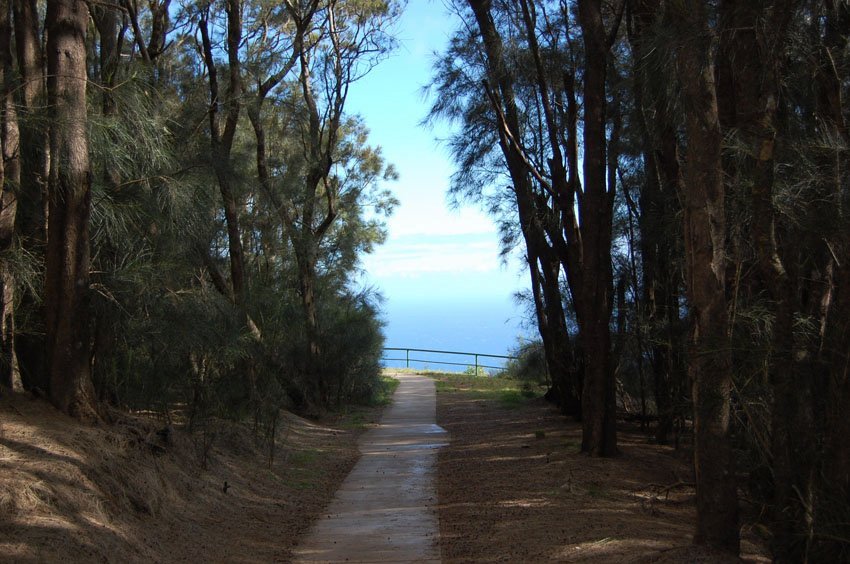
[[386, 205, 498, 238], [364, 235, 503, 279]]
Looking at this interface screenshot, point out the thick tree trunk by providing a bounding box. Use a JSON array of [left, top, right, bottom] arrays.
[[715, 2, 807, 557], [0, 0, 20, 391], [576, 0, 616, 457], [578, 309, 615, 454], [672, 0, 739, 553], [812, 3, 850, 557], [44, 0, 98, 420]]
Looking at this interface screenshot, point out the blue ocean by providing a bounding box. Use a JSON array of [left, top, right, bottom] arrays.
[[378, 296, 531, 373]]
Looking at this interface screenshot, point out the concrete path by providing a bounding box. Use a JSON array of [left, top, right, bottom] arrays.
[[292, 373, 447, 563]]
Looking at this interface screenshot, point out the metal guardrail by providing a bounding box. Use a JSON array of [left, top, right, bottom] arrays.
[[382, 347, 517, 374]]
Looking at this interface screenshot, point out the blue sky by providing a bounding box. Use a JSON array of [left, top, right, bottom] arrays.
[[347, 1, 526, 310]]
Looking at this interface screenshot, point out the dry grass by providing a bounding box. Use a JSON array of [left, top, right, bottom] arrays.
[[434, 387, 772, 563], [0, 391, 381, 563]]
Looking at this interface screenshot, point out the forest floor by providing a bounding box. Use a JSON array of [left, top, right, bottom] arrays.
[[0, 389, 389, 563], [2, 373, 774, 563], [433, 372, 772, 563]]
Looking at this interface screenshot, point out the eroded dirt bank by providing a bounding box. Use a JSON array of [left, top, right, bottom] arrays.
[[0, 392, 380, 562]]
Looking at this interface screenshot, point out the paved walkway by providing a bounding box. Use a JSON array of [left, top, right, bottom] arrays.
[[292, 373, 447, 563]]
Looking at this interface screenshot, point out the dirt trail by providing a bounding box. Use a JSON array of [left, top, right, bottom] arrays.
[[292, 372, 447, 563]]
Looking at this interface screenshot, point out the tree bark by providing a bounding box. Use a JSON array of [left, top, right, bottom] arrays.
[[721, 0, 806, 557], [813, 2, 850, 557], [12, 0, 48, 391], [516, 0, 617, 453], [89, 0, 124, 121], [11, 0, 44, 241], [0, 0, 20, 391], [44, 0, 98, 420], [627, 0, 683, 445], [575, 0, 616, 456], [199, 0, 246, 305], [671, 0, 739, 553], [530, 247, 581, 417]]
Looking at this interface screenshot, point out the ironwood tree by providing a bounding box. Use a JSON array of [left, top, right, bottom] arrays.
[[436, 0, 620, 454], [0, 0, 399, 418], [0, 0, 19, 392], [433, 0, 849, 557], [44, 0, 99, 420], [667, 0, 738, 552]]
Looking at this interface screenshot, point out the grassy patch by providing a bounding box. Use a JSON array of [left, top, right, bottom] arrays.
[[371, 376, 400, 406], [337, 411, 369, 430], [333, 376, 399, 431], [283, 448, 331, 491], [428, 373, 545, 408], [386, 368, 467, 378]]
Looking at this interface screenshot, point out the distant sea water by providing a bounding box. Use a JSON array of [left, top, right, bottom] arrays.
[[378, 296, 532, 373]]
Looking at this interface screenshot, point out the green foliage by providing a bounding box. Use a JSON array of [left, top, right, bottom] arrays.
[[462, 365, 488, 376], [501, 340, 549, 386], [60, 0, 401, 439], [316, 288, 387, 406], [371, 376, 400, 407]]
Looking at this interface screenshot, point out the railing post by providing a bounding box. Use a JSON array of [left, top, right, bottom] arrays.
[[381, 347, 518, 372]]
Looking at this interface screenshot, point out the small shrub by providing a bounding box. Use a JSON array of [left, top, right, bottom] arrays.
[[502, 341, 548, 385], [463, 365, 488, 377]]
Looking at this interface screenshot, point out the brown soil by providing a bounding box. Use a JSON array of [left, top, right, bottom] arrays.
[[0, 391, 382, 563], [435, 392, 771, 563], [2, 381, 773, 563]]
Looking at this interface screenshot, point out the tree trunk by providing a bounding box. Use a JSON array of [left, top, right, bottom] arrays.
[[530, 249, 581, 417], [715, 1, 807, 557], [576, 0, 616, 457], [672, 0, 739, 553], [0, 0, 20, 391], [826, 254, 850, 493], [471, 0, 610, 440], [517, 0, 617, 455], [11, 0, 44, 240], [296, 245, 323, 403], [198, 1, 246, 305], [812, 2, 850, 557], [821, 0, 850, 509], [627, 0, 683, 444], [44, 0, 98, 420], [12, 0, 48, 392]]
